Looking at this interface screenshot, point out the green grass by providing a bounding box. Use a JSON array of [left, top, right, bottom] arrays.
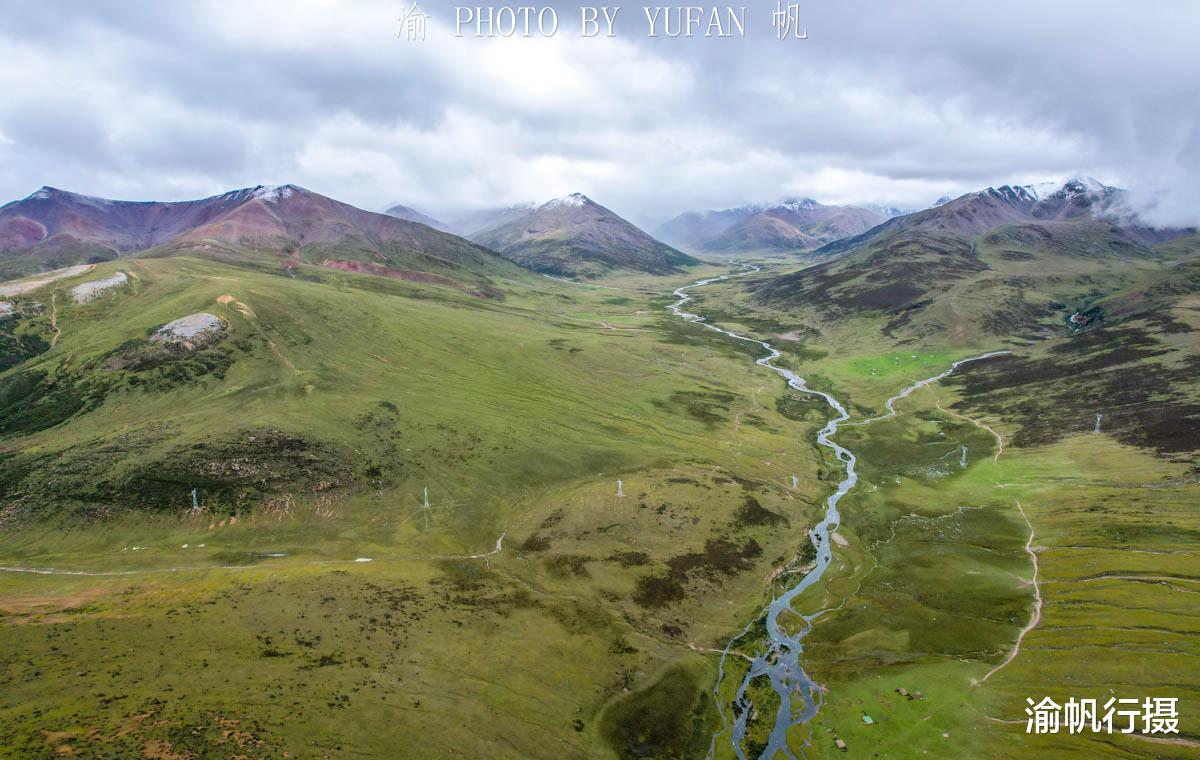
[[0, 255, 829, 758], [677, 244, 1199, 758], [1, 246, 1196, 759]]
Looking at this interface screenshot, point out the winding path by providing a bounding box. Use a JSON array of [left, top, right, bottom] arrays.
[[933, 397, 1006, 463], [49, 293, 61, 348], [846, 350, 1010, 427], [978, 500, 1042, 684]]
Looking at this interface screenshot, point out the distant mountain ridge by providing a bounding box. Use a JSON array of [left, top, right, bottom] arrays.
[[656, 198, 888, 254], [383, 203, 449, 232], [751, 177, 1196, 332], [816, 177, 1178, 258], [440, 204, 540, 237], [468, 193, 697, 278], [0, 185, 517, 285]]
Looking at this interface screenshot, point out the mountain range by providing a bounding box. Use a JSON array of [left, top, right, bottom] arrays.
[[0, 186, 708, 283], [750, 177, 1197, 338], [0, 185, 514, 288], [655, 198, 897, 255]]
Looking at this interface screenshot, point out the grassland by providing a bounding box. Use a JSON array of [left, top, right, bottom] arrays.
[[682, 242, 1200, 758], [1, 239, 1197, 759], [0, 254, 840, 758]]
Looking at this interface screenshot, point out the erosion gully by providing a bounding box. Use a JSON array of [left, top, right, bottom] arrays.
[[668, 265, 1006, 759]]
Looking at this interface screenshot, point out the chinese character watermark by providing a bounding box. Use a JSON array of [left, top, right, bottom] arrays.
[[397, 1, 430, 41], [1026, 696, 1178, 735], [772, 2, 808, 40]]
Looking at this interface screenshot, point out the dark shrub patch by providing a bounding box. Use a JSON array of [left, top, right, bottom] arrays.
[[734, 495, 787, 527], [608, 551, 650, 567], [600, 664, 716, 760], [520, 533, 551, 552], [652, 390, 738, 427], [633, 538, 762, 608], [546, 553, 591, 578], [112, 429, 353, 511], [0, 367, 110, 438]]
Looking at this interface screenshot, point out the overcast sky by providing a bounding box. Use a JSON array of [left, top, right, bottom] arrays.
[[0, 1, 1196, 226]]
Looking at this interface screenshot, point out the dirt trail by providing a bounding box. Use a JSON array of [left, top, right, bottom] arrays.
[[688, 642, 754, 663], [49, 293, 61, 348], [978, 500, 1042, 684], [932, 394, 1006, 463], [267, 340, 297, 372], [436, 532, 506, 568]]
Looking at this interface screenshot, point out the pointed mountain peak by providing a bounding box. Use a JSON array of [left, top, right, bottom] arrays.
[[383, 202, 449, 231], [469, 193, 694, 277], [24, 186, 115, 207]]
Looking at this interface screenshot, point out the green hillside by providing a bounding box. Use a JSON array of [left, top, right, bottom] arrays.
[[1, 210, 1197, 758], [0, 255, 828, 758], [673, 228, 1200, 758]]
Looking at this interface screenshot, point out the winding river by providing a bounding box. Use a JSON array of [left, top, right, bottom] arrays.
[[668, 266, 1006, 759]]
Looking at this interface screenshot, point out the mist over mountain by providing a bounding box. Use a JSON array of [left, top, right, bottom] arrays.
[[752, 178, 1196, 329], [656, 199, 887, 255], [439, 204, 540, 238], [383, 203, 449, 232], [817, 177, 1189, 259]]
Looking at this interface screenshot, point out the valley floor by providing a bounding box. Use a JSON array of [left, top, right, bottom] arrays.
[[0, 257, 1196, 759]]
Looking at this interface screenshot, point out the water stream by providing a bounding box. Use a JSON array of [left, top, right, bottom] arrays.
[[668, 265, 1007, 759]]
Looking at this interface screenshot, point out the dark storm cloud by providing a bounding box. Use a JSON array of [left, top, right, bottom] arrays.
[[0, 1, 1195, 224]]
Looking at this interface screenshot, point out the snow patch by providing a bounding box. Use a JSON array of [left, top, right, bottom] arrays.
[[1017, 176, 1110, 202], [251, 184, 297, 203], [0, 301, 12, 316], [777, 197, 822, 211]]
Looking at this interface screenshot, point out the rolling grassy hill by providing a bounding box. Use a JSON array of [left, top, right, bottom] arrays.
[[0, 254, 839, 758]]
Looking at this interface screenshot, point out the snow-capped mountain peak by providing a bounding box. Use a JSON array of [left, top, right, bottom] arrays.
[[1016, 176, 1110, 202], [777, 197, 823, 212], [250, 184, 301, 203], [542, 192, 590, 209]]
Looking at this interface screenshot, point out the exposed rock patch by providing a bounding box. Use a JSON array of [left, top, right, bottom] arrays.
[[71, 271, 128, 302], [0, 265, 92, 297], [151, 312, 226, 349]]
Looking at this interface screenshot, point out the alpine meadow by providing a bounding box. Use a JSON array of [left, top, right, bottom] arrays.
[[1, 3, 1198, 759]]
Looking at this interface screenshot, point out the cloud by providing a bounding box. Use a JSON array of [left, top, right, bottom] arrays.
[[0, 1, 1195, 225]]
